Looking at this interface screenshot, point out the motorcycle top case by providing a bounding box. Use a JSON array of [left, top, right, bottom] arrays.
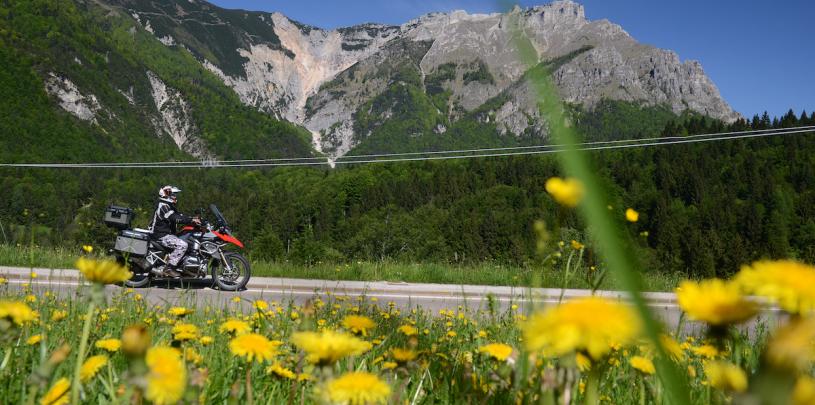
[[104, 205, 134, 229], [114, 230, 149, 256]]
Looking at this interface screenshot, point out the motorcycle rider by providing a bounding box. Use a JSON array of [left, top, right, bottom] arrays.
[[148, 185, 200, 277]]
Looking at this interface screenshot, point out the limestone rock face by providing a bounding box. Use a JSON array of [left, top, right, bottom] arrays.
[[114, 0, 740, 158]]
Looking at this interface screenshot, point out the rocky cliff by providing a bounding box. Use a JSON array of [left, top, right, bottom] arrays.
[[107, 0, 740, 158]]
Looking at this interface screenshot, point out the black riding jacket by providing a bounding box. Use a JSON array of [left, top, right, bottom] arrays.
[[148, 201, 193, 237]]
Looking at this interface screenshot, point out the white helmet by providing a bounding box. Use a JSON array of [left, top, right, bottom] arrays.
[[158, 185, 181, 203]]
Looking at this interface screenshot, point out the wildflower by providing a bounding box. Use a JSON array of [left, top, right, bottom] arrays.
[[382, 361, 398, 370], [82, 245, 93, 253], [39, 377, 70, 405], [570, 240, 584, 250], [690, 344, 719, 359], [168, 307, 193, 317], [291, 330, 372, 366], [630, 356, 655, 375], [145, 347, 186, 405], [398, 324, 418, 336], [184, 347, 203, 365], [25, 294, 36, 303], [325, 372, 391, 405], [121, 324, 150, 357], [545, 177, 584, 207], [0, 300, 37, 326], [229, 333, 280, 363], [80, 355, 108, 382], [575, 352, 592, 371], [219, 319, 251, 336], [50, 310, 67, 322], [253, 300, 268, 311], [659, 335, 685, 362], [522, 297, 641, 360], [200, 336, 214, 346], [172, 323, 199, 341], [342, 315, 376, 336], [794, 376, 815, 405], [267, 363, 296, 379], [446, 331, 457, 338], [26, 334, 42, 345], [676, 279, 757, 326], [231, 296, 241, 304], [391, 348, 417, 363], [765, 318, 815, 372], [477, 330, 488, 338], [625, 208, 639, 222], [705, 361, 747, 393], [76, 257, 132, 284], [0, 277, 6, 285], [95, 338, 122, 353], [477, 343, 513, 362], [736, 260, 815, 314]]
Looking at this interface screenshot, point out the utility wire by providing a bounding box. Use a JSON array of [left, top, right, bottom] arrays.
[[1, 126, 813, 169]]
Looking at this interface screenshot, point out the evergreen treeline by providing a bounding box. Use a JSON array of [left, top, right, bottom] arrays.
[[2, 109, 813, 279]]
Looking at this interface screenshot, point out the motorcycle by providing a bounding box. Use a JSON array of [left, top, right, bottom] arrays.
[[105, 204, 251, 291]]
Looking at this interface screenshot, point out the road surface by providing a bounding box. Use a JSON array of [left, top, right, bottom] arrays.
[[0, 266, 782, 334]]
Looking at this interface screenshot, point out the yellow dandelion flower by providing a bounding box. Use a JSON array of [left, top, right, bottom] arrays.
[[659, 335, 685, 362], [229, 333, 280, 363], [171, 323, 199, 341], [26, 334, 42, 345], [184, 347, 203, 365], [342, 315, 376, 336], [629, 356, 655, 375], [390, 348, 417, 363], [122, 324, 151, 357], [794, 376, 815, 405], [291, 330, 372, 366], [219, 319, 251, 336], [325, 372, 391, 405], [676, 279, 757, 325], [0, 277, 6, 285], [50, 310, 68, 322], [200, 336, 214, 346], [690, 344, 719, 359], [625, 208, 639, 222], [570, 240, 584, 250], [477, 343, 513, 362], [75, 257, 132, 285], [545, 177, 584, 207], [736, 260, 815, 314], [82, 245, 93, 253], [168, 307, 193, 317], [39, 377, 70, 405], [267, 363, 296, 379], [145, 347, 186, 405], [522, 297, 641, 360], [576, 352, 592, 371], [80, 355, 108, 382], [95, 338, 122, 353], [705, 361, 747, 393], [477, 330, 488, 338], [765, 318, 815, 372], [382, 361, 398, 370], [231, 296, 241, 304], [253, 300, 268, 311]]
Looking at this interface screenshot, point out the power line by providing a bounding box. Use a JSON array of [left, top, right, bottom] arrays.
[[1, 126, 813, 169]]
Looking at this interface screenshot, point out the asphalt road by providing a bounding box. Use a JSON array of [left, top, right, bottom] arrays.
[[1, 266, 783, 334]]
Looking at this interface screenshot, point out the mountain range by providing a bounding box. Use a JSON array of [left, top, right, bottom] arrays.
[[1, 0, 740, 163]]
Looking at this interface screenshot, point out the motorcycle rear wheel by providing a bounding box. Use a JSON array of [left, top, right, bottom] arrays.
[[211, 252, 251, 291], [118, 256, 151, 288]]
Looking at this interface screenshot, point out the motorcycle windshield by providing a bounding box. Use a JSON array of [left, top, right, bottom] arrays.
[[210, 204, 229, 228]]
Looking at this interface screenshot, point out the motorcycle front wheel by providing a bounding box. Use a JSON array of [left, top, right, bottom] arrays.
[[211, 252, 251, 291]]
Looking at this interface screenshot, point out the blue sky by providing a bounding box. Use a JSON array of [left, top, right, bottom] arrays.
[[211, 0, 813, 119]]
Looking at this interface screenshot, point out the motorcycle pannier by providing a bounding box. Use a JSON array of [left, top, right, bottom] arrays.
[[114, 230, 149, 256], [104, 205, 134, 229]]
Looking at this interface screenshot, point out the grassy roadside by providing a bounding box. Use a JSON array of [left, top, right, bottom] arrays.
[[0, 244, 682, 291]]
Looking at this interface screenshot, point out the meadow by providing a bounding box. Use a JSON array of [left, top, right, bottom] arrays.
[[1, 256, 814, 404]]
